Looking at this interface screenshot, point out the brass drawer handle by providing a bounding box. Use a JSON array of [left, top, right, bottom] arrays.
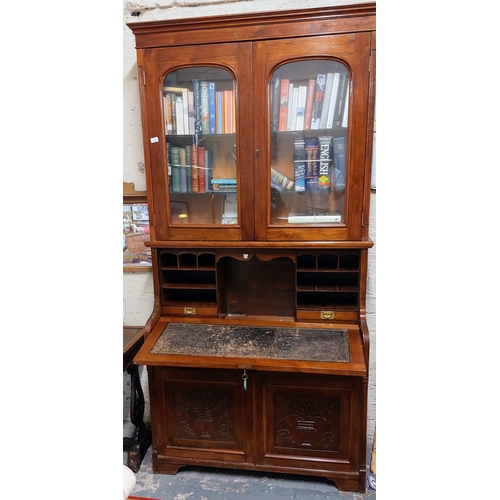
[[320, 310, 334, 320], [184, 307, 197, 315]]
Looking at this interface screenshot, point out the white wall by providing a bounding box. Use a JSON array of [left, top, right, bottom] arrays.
[[123, 0, 376, 446]]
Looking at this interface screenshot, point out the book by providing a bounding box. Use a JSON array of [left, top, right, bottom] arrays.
[[326, 72, 341, 129], [271, 167, 294, 191], [319, 73, 334, 129], [200, 81, 210, 134], [170, 146, 181, 193], [341, 88, 349, 127], [197, 146, 206, 192], [191, 144, 199, 192], [303, 78, 316, 130], [310, 74, 326, 130], [164, 92, 173, 134], [222, 193, 238, 224], [294, 139, 306, 192], [211, 178, 236, 191], [295, 85, 307, 131], [169, 93, 177, 135], [317, 136, 332, 190], [332, 136, 347, 180], [287, 212, 342, 224], [182, 90, 190, 135], [334, 73, 349, 127], [205, 148, 213, 187], [187, 91, 195, 135], [216, 91, 224, 134], [208, 82, 216, 134], [175, 95, 184, 135], [179, 148, 187, 193], [270, 78, 280, 134], [192, 79, 202, 134], [224, 90, 234, 134], [287, 83, 296, 131], [304, 137, 319, 191], [278, 79, 289, 132], [185, 145, 192, 192]]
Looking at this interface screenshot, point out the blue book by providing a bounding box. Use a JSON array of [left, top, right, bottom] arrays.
[[208, 82, 216, 134]]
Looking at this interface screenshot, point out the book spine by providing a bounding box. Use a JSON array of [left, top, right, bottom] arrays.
[[326, 73, 341, 129], [332, 136, 347, 180], [166, 141, 172, 188], [216, 91, 224, 134], [164, 92, 173, 134], [295, 85, 307, 131], [185, 145, 192, 192], [175, 95, 184, 135], [170, 146, 181, 193], [303, 78, 316, 131], [278, 79, 289, 132], [182, 90, 189, 135], [170, 94, 177, 135], [179, 148, 187, 193], [317, 136, 332, 190], [200, 81, 209, 134], [197, 146, 206, 192], [187, 91, 195, 135], [294, 139, 306, 192], [191, 144, 199, 192], [271, 78, 280, 134], [205, 148, 213, 188], [223, 90, 233, 134], [208, 82, 216, 134], [319, 73, 334, 129], [192, 79, 202, 134], [304, 138, 319, 191], [287, 83, 295, 131], [341, 87, 349, 127], [310, 74, 326, 130], [334, 73, 349, 127]]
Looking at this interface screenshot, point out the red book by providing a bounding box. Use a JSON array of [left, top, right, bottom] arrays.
[[197, 146, 206, 192], [278, 79, 289, 132], [191, 144, 199, 192]]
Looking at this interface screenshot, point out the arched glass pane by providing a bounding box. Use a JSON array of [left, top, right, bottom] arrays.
[[269, 60, 349, 226], [164, 66, 237, 225]]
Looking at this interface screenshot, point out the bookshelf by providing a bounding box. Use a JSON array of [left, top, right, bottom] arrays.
[[127, 3, 375, 493]]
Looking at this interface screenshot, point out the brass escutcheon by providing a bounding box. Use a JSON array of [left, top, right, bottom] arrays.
[[184, 307, 196, 315]]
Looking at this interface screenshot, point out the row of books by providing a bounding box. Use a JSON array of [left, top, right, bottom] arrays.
[[163, 81, 236, 136], [272, 71, 349, 133], [168, 143, 238, 194], [293, 135, 346, 193]]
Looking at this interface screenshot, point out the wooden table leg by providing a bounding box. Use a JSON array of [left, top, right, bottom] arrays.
[[125, 364, 152, 472]]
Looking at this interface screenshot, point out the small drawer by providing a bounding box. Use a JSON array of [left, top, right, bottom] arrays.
[[162, 305, 218, 317], [296, 309, 358, 322]]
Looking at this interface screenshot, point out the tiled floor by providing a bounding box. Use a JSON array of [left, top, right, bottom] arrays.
[[124, 431, 376, 499]]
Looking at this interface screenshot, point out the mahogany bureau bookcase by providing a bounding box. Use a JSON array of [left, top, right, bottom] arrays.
[[127, 2, 375, 493]]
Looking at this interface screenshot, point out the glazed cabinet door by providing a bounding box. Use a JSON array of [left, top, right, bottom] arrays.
[[253, 33, 373, 241], [140, 43, 254, 242], [151, 367, 253, 469]]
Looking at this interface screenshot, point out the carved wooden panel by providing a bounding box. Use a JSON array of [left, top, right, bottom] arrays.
[[274, 392, 341, 451], [173, 387, 235, 443]]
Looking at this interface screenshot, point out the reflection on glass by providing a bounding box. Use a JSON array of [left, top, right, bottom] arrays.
[[269, 60, 349, 226], [163, 67, 237, 226]]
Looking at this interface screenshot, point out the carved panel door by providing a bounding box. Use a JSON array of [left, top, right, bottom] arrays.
[[256, 372, 362, 473], [152, 368, 253, 464]]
